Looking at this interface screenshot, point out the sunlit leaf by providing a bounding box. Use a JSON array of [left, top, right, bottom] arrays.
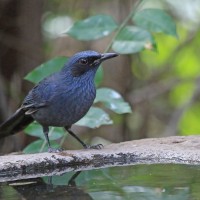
[[95, 88, 132, 114], [179, 103, 200, 135], [174, 47, 200, 78], [133, 8, 178, 38], [76, 107, 113, 128], [24, 57, 68, 84], [140, 33, 178, 69], [169, 82, 195, 107], [112, 26, 156, 54], [25, 122, 65, 140], [23, 139, 60, 153], [67, 15, 118, 40]]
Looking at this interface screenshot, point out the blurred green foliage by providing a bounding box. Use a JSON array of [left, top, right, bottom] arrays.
[[140, 23, 200, 136], [23, 3, 179, 153]]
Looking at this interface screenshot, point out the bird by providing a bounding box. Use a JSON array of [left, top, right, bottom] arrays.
[[0, 50, 118, 152]]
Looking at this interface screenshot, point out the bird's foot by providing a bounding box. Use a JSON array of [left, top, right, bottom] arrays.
[[48, 147, 64, 153], [84, 144, 103, 150]]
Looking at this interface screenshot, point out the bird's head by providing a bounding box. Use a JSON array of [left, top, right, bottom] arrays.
[[64, 50, 118, 77]]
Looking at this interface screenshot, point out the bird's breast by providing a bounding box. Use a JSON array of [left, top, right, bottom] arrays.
[[32, 81, 96, 127]]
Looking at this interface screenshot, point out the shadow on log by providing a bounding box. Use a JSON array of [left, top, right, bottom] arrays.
[[1, 136, 200, 182]]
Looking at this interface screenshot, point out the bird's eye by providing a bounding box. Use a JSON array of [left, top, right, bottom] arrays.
[[79, 58, 88, 65]]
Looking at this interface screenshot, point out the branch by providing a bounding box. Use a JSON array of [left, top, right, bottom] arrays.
[[1, 135, 200, 182]]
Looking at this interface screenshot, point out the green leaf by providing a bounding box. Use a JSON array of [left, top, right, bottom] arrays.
[[24, 57, 68, 84], [67, 15, 118, 40], [23, 139, 60, 154], [76, 107, 113, 128], [25, 122, 44, 139], [133, 8, 178, 38], [95, 66, 103, 86], [112, 26, 156, 54], [23, 139, 45, 153], [25, 122, 65, 140], [95, 87, 132, 114]]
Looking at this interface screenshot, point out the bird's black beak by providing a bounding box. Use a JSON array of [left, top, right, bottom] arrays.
[[92, 52, 118, 66], [100, 53, 118, 62]]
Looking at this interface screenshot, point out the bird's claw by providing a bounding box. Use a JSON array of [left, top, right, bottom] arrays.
[[48, 147, 63, 153], [84, 143, 103, 150]]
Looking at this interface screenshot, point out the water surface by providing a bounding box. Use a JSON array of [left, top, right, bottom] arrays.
[[1, 164, 200, 200]]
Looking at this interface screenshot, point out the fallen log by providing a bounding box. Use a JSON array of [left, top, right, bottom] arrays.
[[0, 135, 200, 182]]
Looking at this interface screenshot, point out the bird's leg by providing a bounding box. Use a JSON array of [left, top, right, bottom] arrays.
[[66, 128, 88, 148], [43, 126, 62, 153], [65, 127, 103, 150]]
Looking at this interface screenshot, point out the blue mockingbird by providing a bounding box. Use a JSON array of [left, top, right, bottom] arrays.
[[0, 50, 118, 152]]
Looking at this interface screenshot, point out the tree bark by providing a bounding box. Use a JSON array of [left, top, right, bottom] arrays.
[[0, 0, 43, 153]]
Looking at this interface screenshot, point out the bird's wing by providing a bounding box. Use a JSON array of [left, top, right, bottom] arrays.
[[0, 72, 66, 138], [0, 84, 46, 137], [22, 89, 48, 114], [22, 77, 54, 114], [0, 76, 54, 138]]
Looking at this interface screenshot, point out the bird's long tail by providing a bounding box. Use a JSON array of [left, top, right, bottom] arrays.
[[0, 108, 34, 139]]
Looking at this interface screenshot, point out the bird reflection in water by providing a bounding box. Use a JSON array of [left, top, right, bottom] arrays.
[[9, 171, 93, 200]]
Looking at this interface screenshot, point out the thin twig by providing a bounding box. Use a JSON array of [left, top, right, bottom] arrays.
[[104, 0, 144, 53]]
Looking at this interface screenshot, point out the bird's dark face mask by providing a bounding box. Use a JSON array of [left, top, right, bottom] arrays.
[[70, 52, 118, 77], [71, 55, 101, 77]]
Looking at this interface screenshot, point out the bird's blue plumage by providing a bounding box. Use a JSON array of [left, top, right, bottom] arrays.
[[23, 51, 100, 127], [1, 50, 118, 152]]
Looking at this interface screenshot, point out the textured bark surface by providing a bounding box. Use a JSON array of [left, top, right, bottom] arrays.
[[0, 135, 200, 182]]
